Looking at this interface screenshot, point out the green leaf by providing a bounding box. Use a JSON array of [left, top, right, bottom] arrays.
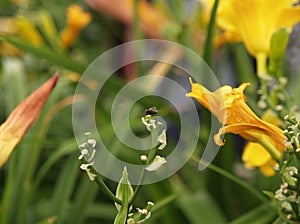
[[32, 138, 78, 192], [114, 167, 133, 224], [37, 10, 58, 49], [262, 190, 275, 199], [50, 154, 80, 223], [203, 0, 219, 67], [34, 216, 57, 224], [0, 36, 87, 73], [178, 191, 226, 224], [229, 203, 277, 224], [0, 57, 27, 223], [65, 177, 99, 224], [269, 28, 289, 78]]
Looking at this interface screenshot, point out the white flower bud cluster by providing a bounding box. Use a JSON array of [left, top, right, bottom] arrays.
[[127, 201, 154, 223], [283, 115, 300, 151], [78, 132, 97, 181], [274, 181, 297, 221], [141, 113, 167, 171]]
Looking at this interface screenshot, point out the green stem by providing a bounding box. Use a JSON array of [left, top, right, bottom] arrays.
[[192, 156, 268, 203], [129, 168, 145, 204], [256, 135, 281, 162], [83, 159, 122, 204], [256, 53, 267, 78], [203, 0, 219, 67], [146, 130, 160, 165], [94, 174, 121, 204], [133, 0, 142, 39]]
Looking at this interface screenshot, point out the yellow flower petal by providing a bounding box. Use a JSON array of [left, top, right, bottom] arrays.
[[60, 4, 92, 49], [66, 5, 92, 30], [240, 110, 283, 176], [259, 163, 276, 176], [211, 0, 300, 56], [0, 74, 59, 167], [277, 7, 300, 29], [242, 142, 271, 168], [186, 77, 229, 123], [242, 142, 276, 176], [187, 79, 286, 175]]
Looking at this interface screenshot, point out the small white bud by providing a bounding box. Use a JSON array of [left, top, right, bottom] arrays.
[[82, 149, 88, 155], [157, 129, 167, 150], [279, 77, 287, 85], [147, 201, 154, 206], [145, 156, 167, 171], [258, 100, 267, 109], [136, 208, 148, 215], [88, 149, 96, 162], [275, 105, 283, 111], [87, 139, 96, 148], [141, 117, 156, 132], [78, 149, 89, 160], [140, 155, 148, 162], [80, 164, 97, 181], [273, 163, 280, 171]]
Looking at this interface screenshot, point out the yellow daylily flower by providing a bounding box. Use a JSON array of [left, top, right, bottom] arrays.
[[186, 78, 286, 167], [215, 0, 300, 59], [60, 4, 92, 49], [0, 74, 59, 167]]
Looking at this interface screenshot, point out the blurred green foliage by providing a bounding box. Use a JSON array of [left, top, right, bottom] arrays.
[[1, 0, 298, 223]]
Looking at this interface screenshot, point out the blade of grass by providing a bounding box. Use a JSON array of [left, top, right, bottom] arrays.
[[229, 202, 277, 224], [50, 154, 80, 224], [202, 0, 219, 67], [191, 156, 268, 203], [31, 138, 78, 194], [66, 177, 99, 224], [0, 59, 27, 223], [179, 191, 227, 224], [0, 36, 87, 73]]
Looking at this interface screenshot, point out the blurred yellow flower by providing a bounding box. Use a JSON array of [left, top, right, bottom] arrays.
[[0, 17, 44, 56], [186, 78, 286, 170], [17, 16, 45, 46], [215, 0, 300, 59], [60, 4, 92, 49], [0, 74, 59, 167]]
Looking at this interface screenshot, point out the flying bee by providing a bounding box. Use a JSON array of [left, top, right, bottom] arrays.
[[145, 106, 158, 116]]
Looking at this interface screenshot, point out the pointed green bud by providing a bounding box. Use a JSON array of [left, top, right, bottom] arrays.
[[269, 28, 289, 77], [114, 167, 134, 224]]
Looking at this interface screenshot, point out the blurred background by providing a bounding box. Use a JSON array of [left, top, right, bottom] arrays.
[[0, 0, 299, 223]]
